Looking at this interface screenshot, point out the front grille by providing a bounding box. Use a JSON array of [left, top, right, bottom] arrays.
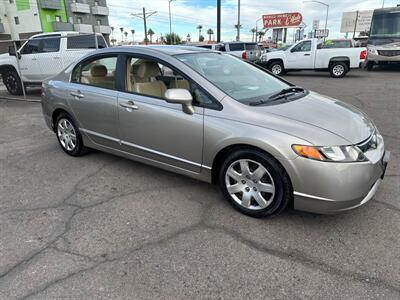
[[378, 50, 400, 57], [357, 133, 378, 153]]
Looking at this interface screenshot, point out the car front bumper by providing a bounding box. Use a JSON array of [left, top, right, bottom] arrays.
[[280, 143, 390, 214]]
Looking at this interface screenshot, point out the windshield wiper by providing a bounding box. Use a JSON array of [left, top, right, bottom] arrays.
[[249, 87, 305, 106]]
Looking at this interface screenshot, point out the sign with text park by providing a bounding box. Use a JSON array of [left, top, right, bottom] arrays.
[[263, 12, 303, 28]]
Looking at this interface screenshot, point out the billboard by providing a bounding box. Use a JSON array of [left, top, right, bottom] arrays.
[[340, 10, 373, 33], [263, 12, 303, 29]]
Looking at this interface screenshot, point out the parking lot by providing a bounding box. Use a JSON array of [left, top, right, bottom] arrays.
[[1, 68, 399, 299]]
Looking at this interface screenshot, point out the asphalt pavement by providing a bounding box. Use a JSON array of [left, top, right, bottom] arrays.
[[0, 68, 399, 299]]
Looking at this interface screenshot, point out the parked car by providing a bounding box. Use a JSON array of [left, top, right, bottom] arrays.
[[195, 41, 262, 62], [41, 46, 389, 218], [259, 38, 367, 78], [0, 31, 108, 95]]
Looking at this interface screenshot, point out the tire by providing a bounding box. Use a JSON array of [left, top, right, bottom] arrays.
[[268, 61, 285, 76], [2, 68, 23, 95], [366, 61, 374, 71], [55, 112, 88, 157], [218, 148, 292, 218], [329, 62, 348, 78]]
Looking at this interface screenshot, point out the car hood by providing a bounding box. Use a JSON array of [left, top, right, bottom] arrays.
[[254, 92, 375, 145]]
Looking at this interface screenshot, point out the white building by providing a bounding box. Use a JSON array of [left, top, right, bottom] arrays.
[[0, 0, 42, 40]]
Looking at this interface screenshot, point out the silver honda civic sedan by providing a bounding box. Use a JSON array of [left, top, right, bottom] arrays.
[[41, 46, 390, 217]]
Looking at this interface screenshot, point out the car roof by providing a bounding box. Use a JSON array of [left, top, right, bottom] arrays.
[[96, 45, 215, 56]]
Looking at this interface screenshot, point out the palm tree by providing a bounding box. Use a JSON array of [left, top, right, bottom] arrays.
[[234, 24, 242, 41], [147, 28, 155, 43], [250, 28, 256, 42], [196, 25, 203, 41], [206, 28, 214, 42], [119, 27, 124, 43], [131, 29, 135, 43], [257, 30, 265, 42], [124, 31, 128, 42]]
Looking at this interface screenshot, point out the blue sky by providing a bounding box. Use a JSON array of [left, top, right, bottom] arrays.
[[107, 0, 400, 42]]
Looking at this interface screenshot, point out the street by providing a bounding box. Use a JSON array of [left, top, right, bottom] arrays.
[[1, 68, 399, 299]]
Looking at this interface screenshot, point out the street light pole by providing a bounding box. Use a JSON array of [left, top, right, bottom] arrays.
[[303, 1, 329, 37], [169, 0, 175, 44]]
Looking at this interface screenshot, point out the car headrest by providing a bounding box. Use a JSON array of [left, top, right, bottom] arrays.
[[136, 61, 160, 79], [91, 64, 107, 77]]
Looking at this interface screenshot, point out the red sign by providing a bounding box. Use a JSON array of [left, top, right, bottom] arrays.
[[263, 12, 303, 28]]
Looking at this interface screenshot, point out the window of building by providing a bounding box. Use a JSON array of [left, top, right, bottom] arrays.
[[72, 56, 118, 90], [95, 1, 99, 6], [77, 17, 82, 24], [9, 0, 14, 4], [14, 17, 19, 25], [55, 15, 62, 22], [96, 19, 101, 25]]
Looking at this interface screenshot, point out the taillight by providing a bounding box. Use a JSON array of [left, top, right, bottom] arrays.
[[360, 50, 367, 60], [242, 51, 247, 60]]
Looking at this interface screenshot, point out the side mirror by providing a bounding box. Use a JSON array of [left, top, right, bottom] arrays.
[[8, 46, 16, 56], [164, 88, 194, 115]]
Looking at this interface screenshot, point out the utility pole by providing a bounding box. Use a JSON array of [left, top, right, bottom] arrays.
[[236, 0, 241, 41], [169, 0, 175, 43], [131, 8, 157, 45], [217, 0, 221, 42]]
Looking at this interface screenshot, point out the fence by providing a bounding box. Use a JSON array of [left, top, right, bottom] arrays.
[[0, 33, 105, 101]]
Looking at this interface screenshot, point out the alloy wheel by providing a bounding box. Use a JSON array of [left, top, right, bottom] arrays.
[[332, 64, 345, 77], [271, 64, 282, 75], [57, 118, 77, 151], [225, 159, 275, 210], [5, 75, 18, 94]]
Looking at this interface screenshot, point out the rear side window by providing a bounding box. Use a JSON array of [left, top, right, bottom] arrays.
[[228, 43, 245, 51], [67, 35, 107, 49], [41, 36, 60, 53], [71, 55, 117, 90], [244, 43, 257, 50]]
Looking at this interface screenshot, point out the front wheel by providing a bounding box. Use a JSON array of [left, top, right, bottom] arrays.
[[268, 61, 285, 76], [329, 62, 348, 78], [366, 61, 375, 71], [218, 148, 292, 218], [2, 69, 23, 95]]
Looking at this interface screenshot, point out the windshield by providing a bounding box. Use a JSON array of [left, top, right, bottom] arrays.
[[176, 53, 289, 103], [370, 11, 400, 38]]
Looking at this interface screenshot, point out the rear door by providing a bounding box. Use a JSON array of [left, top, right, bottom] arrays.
[[286, 40, 314, 69], [67, 54, 120, 148], [36, 35, 63, 80]]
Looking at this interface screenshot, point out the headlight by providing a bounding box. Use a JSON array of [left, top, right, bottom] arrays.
[[260, 55, 268, 62], [292, 145, 367, 162], [367, 47, 378, 55]]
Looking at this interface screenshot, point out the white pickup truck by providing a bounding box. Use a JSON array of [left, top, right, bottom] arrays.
[[0, 31, 107, 95], [259, 38, 367, 78]]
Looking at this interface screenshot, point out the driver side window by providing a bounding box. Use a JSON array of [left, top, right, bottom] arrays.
[[291, 41, 311, 52], [21, 39, 40, 55], [124, 56, 221, 109]]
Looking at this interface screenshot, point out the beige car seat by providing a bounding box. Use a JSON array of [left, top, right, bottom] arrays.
[[133, 61, 167, 98]]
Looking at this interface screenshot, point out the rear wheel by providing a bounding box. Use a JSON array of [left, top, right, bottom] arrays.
[[55, 113, 88, 156], [2, 69, 23, 95], [329, 62, 348, 78], [269, 61, 285, 76], [218, 148, 292, 218]]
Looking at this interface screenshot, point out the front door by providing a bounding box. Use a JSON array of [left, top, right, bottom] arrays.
[[67, 54, 119, 148], [18, 38, 43, 81], [117, 56, 204, 173], [286, 40, 314, 69]]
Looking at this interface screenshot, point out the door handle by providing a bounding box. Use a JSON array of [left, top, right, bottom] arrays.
[[70, 91, 84, 99], [32, 58, 37, 61], [304, 53, 311, 56], [53, 56, 61, 60], [120, 101, 138, 111]]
